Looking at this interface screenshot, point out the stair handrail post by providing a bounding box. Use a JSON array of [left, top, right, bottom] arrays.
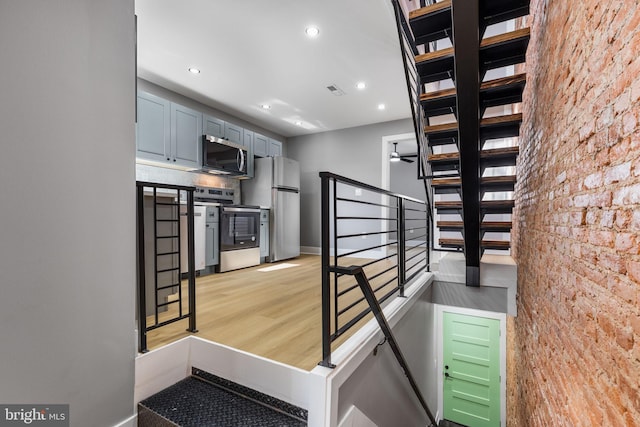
[[319, 172, 334, 368], [186, 189, 197, 333], [397, 197, 406, 296], [136, 183, 148, 353], [334, 265, 437, 427]]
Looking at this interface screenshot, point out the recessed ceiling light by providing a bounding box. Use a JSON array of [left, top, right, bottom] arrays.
[[378, 103, 386, 110], [261, 104, 271, 110], [188, 67, 200, 74], [356, 82, 366, 90], [295, 121, 303, 126], [305, 26, 320, 37]]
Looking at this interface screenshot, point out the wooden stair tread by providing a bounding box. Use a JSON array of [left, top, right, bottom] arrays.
[[409, 0, 451, 20], [432, 175, 516, 187], [424, 121, 458, 134], [434, 199, 515, 209], [481, 113, 523, 126], [415, 46, 454, 65], [420, 73, 526, 103], [439, 238, 511, 249], [420, 87, 457, 103], [409, 0, 453, 46], [424, 114, 522, 135], [428, 146, 519, 162], [480, 27, 530, 48], [437, 221, 512, 230], [482, 73, 526, 91]]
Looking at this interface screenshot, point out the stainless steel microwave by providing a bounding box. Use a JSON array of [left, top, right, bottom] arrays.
[[201, 135, 247, 175]]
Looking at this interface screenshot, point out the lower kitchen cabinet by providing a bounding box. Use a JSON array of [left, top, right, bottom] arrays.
[[205, 205, 219, 267], [205, 222, 219, 267], [260, 209, 270, 261]]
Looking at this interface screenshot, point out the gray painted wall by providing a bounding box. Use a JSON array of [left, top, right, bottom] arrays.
[[287, 119, 413, 249], [0, 1, 136, 426]]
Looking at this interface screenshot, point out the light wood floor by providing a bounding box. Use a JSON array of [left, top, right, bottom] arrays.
[[145, 254, 365, 371], [145, 251, 426, 371]]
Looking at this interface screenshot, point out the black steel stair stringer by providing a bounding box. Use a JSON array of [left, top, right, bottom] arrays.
[[451, 0, 481, 286]]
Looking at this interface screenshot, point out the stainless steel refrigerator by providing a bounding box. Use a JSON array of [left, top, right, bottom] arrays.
[[242, 156, 300, 262]]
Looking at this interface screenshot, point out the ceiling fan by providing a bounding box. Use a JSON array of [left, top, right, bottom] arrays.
[[389, 142, 415, 163]]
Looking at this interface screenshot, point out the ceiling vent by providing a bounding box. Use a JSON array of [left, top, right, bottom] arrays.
[[326, 84, 346, 96]]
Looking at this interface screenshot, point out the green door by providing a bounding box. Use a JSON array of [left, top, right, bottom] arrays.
[[443, 312, 500, 427]]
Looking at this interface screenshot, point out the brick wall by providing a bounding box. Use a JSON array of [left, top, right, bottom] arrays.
[[509, 0, 640, 425]]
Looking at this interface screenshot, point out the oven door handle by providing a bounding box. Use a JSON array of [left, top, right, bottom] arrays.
[[223, 207, 261, 213]]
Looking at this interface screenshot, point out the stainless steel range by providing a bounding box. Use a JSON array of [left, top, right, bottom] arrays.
[[218, 205, 261, 272]]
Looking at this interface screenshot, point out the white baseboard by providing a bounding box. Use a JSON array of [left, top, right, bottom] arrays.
[[112, 413, 136, 427]]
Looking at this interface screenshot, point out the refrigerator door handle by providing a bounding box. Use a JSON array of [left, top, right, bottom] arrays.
[[274, 186, 299, 193]]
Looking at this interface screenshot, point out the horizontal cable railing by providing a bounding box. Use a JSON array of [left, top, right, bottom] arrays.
[[319, 172, 429, 368]]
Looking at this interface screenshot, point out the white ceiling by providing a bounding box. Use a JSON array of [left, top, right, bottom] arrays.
[[135, 0, 412, 138]]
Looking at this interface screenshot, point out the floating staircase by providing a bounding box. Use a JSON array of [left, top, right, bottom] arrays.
[[406, 0, 530, 285]]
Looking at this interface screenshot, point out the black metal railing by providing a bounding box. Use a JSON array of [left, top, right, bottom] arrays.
[[136, 181, 197, 353], [334, 265, 437, 427], [319, 172, 429, 367], [390, 0, 434, 192]]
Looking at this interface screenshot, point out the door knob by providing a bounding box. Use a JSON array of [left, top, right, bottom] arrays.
[[445, 372, 450, 378]]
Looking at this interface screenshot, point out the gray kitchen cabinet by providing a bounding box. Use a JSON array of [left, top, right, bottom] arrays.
[[205, 222, 219, 266], [253, 133, 269, 157], [203, 115, 225, 139], [224, 122, 244, 146], [268, 138, 283, 157], [136, 91, 201, 169], [171, 103, 202, 169], [136, 92, 171, 163], [243, 129, 255, 178], [260, 209, 270, 260]]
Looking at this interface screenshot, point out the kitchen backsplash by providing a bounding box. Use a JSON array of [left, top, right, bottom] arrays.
[[136, 163, 241, 203]]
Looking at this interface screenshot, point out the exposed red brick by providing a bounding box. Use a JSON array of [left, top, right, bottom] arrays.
[[627, 260, 640, 284], [509, 0, 640, 424]]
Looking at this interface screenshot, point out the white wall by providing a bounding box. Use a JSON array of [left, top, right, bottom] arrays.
[[331, 279, 439, 427], [0, 1, 136, 426]]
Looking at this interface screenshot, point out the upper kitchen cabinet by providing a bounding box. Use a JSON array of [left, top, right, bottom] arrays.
[[269, 138, 283, 157], [136, 92, 171, 163], [253, 133, 269, 157], [224, 122, 244, 146], [171, 103, 202, 169], [136, 91, 201, 169], [243, 129, 254, 178], [203, 115, 225, 139], [203, 114, 243, 146], [253, 134, 282, 157]]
